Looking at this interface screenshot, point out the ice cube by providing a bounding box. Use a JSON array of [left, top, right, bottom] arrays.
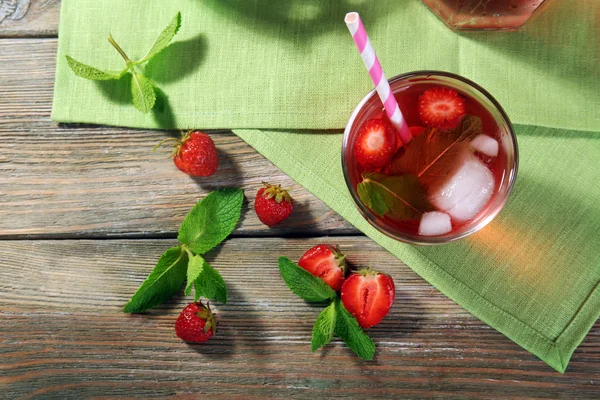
[[428, 152, 495, 223], [471, 134, 499, 157], [419, 211, 452, 236]]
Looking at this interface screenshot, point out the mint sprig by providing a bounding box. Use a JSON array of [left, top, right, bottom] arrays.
[[124, 188, 244, 313], [65, 11, 181, 113], [278, 257, 376, 360]]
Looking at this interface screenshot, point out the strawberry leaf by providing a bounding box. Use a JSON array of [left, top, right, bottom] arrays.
[[185, 254, 228, 304], [178, 188, 245, 255], [278, 257, 337, 302], [312, 300, 337, 351], [387, 115, 482, 180], [124, 246, 188, 313], [357, 172, 433, 220], [130, 72, 156, 113], [137, 11, 182, 64], [65, 55, 126, 80], [334, 298, 375, 361]]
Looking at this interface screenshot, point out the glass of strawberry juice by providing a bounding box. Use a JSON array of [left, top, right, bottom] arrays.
[[341, 71, 518, 245]]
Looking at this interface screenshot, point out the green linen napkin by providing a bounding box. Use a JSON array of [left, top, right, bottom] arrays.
[[52, 0, 600, 372], [234, 125, 600, 373]]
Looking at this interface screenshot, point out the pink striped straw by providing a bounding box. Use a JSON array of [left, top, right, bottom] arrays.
[[345, 12, 412, 145]]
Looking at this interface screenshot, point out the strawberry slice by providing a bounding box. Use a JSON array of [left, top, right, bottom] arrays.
[[418, 88, 466, 129], [353, 117, 398, 169], [340, 269, 395, 328], [298, 244, 347, 291]]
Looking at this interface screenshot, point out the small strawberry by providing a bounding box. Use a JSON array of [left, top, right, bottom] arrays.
[[254, 182, 294, 226], [409, 126, 426, 137], [298, 244, 347, 291], [175, 302, 216, 343], [340, 268, 395, 329], [353, 117, 398, 169], [418, 88, 465, 129], [154, 131, 218, 177]]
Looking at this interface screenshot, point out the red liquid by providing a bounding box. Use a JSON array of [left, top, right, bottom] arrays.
[[423, 0, 549, 30], [350, 83, 507, 236]]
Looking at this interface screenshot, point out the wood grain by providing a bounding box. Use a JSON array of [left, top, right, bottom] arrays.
[[0, 38, 356, 238], [0, 0, 60, 38], [1, 5, 599, 399], [1, 238, 599, 399]]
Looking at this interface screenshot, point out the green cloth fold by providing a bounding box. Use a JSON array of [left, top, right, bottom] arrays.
[[52, 0, 600, 372], [234, 125, 600, 373]]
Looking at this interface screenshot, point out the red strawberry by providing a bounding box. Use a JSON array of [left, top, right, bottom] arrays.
[[340, 269, 395, 328], [409, 126, 426, 137], [298, 244, 347, 291], [418, 88, 465, 129], [155, 131, 218, 177], [353, 117, 398, 169], [175, 302, 216, 343], [254, 182, 294, 226]]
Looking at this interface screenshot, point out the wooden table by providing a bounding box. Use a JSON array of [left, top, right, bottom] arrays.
[[1, 2, 598, 398]]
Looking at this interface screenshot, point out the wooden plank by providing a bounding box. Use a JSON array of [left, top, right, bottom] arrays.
[[0, 0, 60, 38], [0, 38, 356, 237], [1, 238, 598, 399], [0, 39, 56, 119], [0, 122, 357, 238]]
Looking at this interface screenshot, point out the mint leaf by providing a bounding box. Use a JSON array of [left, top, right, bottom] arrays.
[[178, 188, 244, 255], [278, 257, 336, 302], [185, 254, 228, 304], [137, 12, 182, 64], [357, 172, 432, 220], [65, 55, 125, 80], [387, 115, 482, 181], [334, 298, 375, 361], [124, 246, 188, 313], [184, 254, 204, 296], [312, 301, 336, 351], [130, 72, 156, 113], [193, 263, 227, 304]]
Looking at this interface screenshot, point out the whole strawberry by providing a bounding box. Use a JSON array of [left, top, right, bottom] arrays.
[[298, 244, 347, 291], [155, 131, 218, 177], [254, 182, 294, 226], [341, 268, 395, 328], [175, 302, 216, 343]]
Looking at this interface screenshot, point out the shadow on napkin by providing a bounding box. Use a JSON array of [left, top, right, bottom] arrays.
[[460, 0, 599, 102], [145, 33, 207, 84], [96, 74, 131, 105], [205, 0, 408, 45]]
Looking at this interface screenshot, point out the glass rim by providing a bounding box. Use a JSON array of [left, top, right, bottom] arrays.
[[341, 70, 519, 245]]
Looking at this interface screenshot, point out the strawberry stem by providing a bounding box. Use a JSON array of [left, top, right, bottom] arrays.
[[152, 137, 180, 152]]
